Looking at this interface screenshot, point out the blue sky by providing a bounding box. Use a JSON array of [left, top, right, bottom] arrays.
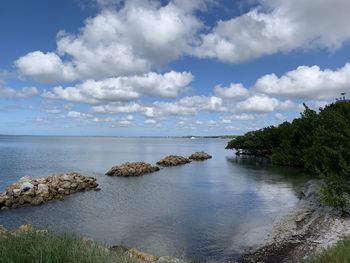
[[1, 0, 350, 136]]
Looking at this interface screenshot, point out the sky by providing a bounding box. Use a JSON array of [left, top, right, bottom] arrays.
[[1, 0, 350, 136]]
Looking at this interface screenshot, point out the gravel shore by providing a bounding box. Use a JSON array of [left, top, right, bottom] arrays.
[[238, 180, 350, 263]]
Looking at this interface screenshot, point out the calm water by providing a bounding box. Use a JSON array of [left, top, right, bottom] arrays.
[[0, 136, 308, 261]]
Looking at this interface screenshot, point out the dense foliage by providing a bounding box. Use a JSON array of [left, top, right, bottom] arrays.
[[226, 102, 350, 208]]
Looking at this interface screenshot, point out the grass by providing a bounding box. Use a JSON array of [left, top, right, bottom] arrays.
[[305, 239, 350, 263], [0, 230, 136, 263]]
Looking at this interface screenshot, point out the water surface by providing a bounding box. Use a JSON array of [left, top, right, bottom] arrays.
[[0, 136, 308, 261]]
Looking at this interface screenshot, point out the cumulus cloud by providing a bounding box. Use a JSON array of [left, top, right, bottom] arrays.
[[43, 71, 193, 104], [16, 0, 202, 82], [194, 0, 350, 63], [237, 94, 295, 113], [254, 63, 350, 100], [153, 95, 227, 116], [0, 86, 38, 98], [214, 83, 250, 99], [15, 51, 77, 83]]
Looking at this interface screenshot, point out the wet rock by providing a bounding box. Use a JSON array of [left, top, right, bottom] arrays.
[[106, 162, 160, 177], [14, 224, 34, 233], [156, 155, 191, 167], [127, 248, 158, 262], [188, 151, 212, 161], [0, 173, 98, 211]]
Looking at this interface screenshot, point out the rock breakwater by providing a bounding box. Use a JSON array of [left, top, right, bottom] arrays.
[[105, 162, 160, 177], [0, 172, 98, 210]]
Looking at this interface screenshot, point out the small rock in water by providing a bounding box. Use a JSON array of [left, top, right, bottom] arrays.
[[156, 155, 191, 167], [106, 162, 160, 177], [188, 151, 212, 161]]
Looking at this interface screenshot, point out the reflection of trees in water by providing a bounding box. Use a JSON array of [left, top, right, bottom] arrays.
[[226, 155, 312, 197]]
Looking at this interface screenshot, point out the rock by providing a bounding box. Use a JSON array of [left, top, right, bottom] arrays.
[[23, 188, 35, 197], [156, 155, 191, 167], [12, 189, 21, 195], [94, 188, 101, 191], [127, 248, 158, 262], [156, 256, 186, 263], [18, 176, 32, 184], [31, 196, 44, 206], [188, 151, 212, 161], [80, 236, 94, 247], [15, 224, 34, 233], [106, 162, 160, 177], [37, 184, 49, 192], [20, 182, 34, 192]]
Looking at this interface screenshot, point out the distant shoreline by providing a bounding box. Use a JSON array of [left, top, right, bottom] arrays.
[[0, 134, 236, 139]]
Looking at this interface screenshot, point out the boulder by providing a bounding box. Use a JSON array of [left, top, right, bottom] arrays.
[[106, 162, 160, 177], [20, 182, 34, 192], [156, 155, 191, 167], [188, 151, 212, 161], [127, 248, 158, 262]]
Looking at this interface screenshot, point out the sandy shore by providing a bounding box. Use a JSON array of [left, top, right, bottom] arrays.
[[238, 180, 350, 263]]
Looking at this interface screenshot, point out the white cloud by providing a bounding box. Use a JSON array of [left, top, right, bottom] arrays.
[[193, 0, 350, 63], [67, 111, 92, 118], [0, 86, 38, 98], [275, 113, 287, 121], [226, 113, 255, 121], [16, 0, 202, 82], [144, 119, 158, 125], [92, 102, 143, 114], [214, 83, 250, 99], [15, 51, 77, 83], [153, 95, 227, 116], [254, 63, 350, 100], [43, 71, 193, 104], [237, 94, 295, 113]]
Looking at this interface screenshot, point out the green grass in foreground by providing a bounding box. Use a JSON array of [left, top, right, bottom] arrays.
[[305, 239, 350, 263], [0, 231, 135, 263]]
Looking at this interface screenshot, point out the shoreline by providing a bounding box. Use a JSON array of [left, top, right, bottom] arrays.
[[238, 180, 350, 263]]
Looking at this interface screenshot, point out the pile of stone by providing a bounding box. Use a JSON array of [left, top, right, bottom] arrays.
[[105, 162, 160, 177], [189, 151, 212, 161], [0, 172, 98, 210], [156, 155, 191, 167]]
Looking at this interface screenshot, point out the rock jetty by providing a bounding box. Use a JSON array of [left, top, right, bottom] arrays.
[[156, 155, 191, 167], [105, 162, 160, 177], [0, 172, 98, 210], [189, 152, 212, 161]]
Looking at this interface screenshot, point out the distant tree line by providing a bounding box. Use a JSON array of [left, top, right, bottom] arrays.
[[226, 102, 350, 208]]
